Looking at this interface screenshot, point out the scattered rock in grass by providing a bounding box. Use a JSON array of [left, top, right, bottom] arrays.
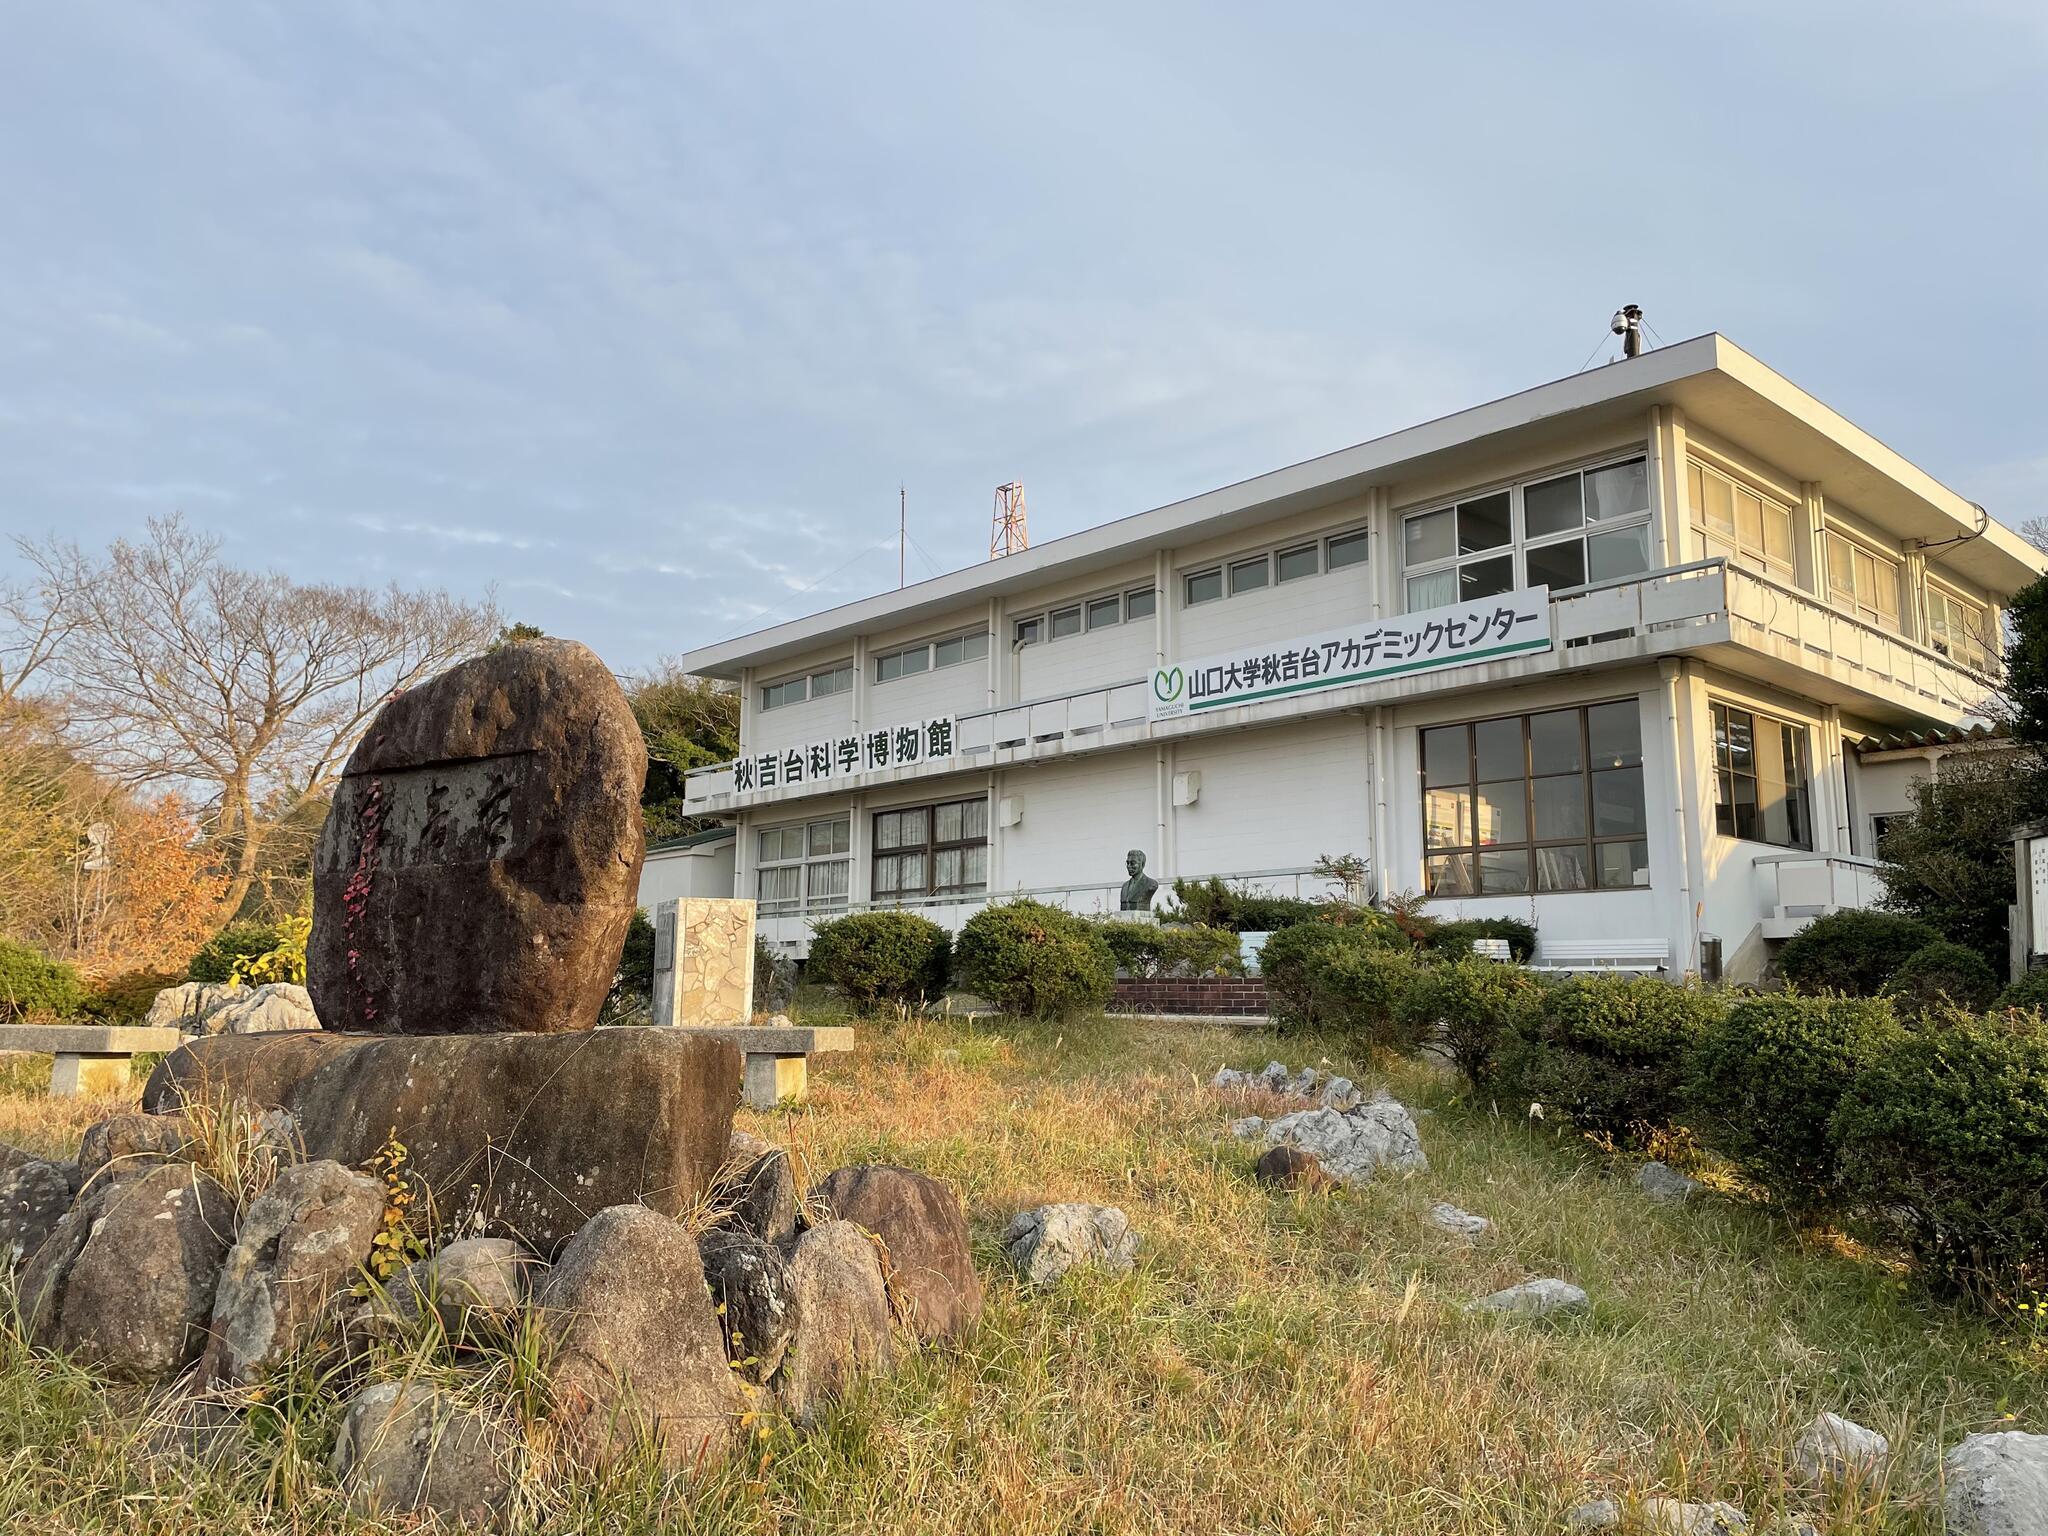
[[1636, 1162, 1701, 1204], [1470, 1277, 1588, 1319], [698, 1230, 800, 1383], [1255, 1145, 1335, 1191], [1229, 1116, 1265, 1140], [809, 1164, 982, 1341], [1216, 1061, 1333, 1100], [75, 1112, 192, 1189], [143, 982, 238, 1032], [387, 1237, 538, 1335], [203, 982, 320, 1035], [1636, 1498, 1748, 1533], [1318, 1075, 1362, 1111], [332, 1379, 521, 1525], [1791, 1410, 1888, 1483], [538, 1205, 743, 1472], [207, 1159, 384, 1384], [728, 1128, 774, 1161], [16, 1178, 121, 1341], [1944, 1430, 2048, 1535], [0, 1158, 78, 1271], [1210, 1066, 1249, 1091], [1428, 1202, 1493, 1240], [1250, 1100, 1427, 1185], [1566, 1499, 1620, 1531], [774, 1219, 896, 1426], [57, 1162, 236, 1382], [1002, 1203, 1140, 1286], [715, 1146, 799, 1247]]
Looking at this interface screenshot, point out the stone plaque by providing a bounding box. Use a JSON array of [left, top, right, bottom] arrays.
[[652, 898, 757, 1027], [309, 638, 648, 1035]]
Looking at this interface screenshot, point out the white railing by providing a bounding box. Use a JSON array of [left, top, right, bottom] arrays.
[[1753, 851, 1886, 917]]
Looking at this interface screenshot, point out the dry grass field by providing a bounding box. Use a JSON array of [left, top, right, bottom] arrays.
[[0, 1011, 2040, 1534]]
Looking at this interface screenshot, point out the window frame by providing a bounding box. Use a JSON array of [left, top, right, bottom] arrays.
[[1822, 526, 1903, 634], [870, 796, 990, 902], [875, 630, 988, 682], [1688, 456, 1796, 581], [1924, 578, 1996, 675], [1275, 542, 1320, 584], [1012, 585, 1158, 646], [755, 815, 852, 916], [1325, 527, 1370, 571], [1708, 700, 1815, 851]]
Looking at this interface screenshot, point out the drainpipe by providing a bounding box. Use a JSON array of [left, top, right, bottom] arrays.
[[1659, 658, 1701, 976], [1370, 706, 1393, 902], [1155, 746, 1169, 905]]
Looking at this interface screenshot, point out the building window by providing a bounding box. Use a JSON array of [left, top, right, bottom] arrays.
[[1014, 616, 1043, 647], [1125, 586, 1157, 620], [761, 664, 852, 710], [1185, 568, 1224, 605], [1015, 587, 1156, 645], [876, 631, 987, 681], [1421, 702, 1648, 896], [872, 797, 988, 901], [1710, 702, 1813, 849], [756, 817, 851, 915], [1868, 811, 1912, 858], [1049, 605, 1083, 639], [1276, 543, 1319, 583], [1086, 595, 1121, 629], [1229, 555, 1270, 595], [1824, 531, 1901, 633], [1326, 528, 1370, 570], [1690, 459, 1794, 579], [1402, 457, 1651, 612], [1926, 584, 1995, 674]]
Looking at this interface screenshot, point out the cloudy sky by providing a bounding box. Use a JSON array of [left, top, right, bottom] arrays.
[[3, 2, 2043, 672]]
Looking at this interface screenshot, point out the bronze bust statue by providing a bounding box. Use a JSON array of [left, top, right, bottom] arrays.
[[1119, 848, 1159, 912]]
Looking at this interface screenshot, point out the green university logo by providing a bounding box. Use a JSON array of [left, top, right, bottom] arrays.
[[1152, 666, 1184, 704]]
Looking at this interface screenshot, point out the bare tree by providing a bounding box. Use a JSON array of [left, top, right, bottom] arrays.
[[20, 516, 500, 913], [0, 570, 77, 710], [2022, 517, 2048, 556]]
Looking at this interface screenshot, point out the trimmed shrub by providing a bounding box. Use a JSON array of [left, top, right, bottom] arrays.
[[1834, 1011, 2048, 1304], [187, 922, 285, 984], [1165, 877, 1323, 933], [1776, 909, 1938, 997], [1096, 921, 1243, 979], [1260, 923, 1361, 1029], [601, 908, 657, 1023], [952, 900, 1112, 1021], [1303, 943, 1425, 1052], [1687, 993, 1902, 1214], [1400, 955, 1542, 1084], [0, 940, 86, 1021], [1880, 940, 1999, 1015], [1497, 975, 1723, 1136], [807, 911, 953, 1014], [1424, 916, 1538, 964], [1996, 965, 2048, 1013], [83, 969, 181, 1025]]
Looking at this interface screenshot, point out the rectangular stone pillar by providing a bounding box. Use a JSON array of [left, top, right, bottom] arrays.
[[652, 897, 758, 1027]]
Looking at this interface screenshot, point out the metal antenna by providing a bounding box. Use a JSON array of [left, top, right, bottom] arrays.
[[990, 481, 1029, 558], [899, 484, 906, 589]]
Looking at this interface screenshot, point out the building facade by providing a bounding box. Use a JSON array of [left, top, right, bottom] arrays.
[[669, 336, 2040, 983]]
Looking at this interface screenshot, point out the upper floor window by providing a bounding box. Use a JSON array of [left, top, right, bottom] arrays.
[[1015, 587, 1155, 646], [1184, 525, 1370, 608], [1926, 584, 1996, 674], [1689, 459, 1794, 580], [876, 630, 987, 682], [1403, 456, 1651, 611], [1710, 702, 1812, 850], [1824, 531, 1902, 633], [761, 664, 852, 711], [756, 817, 850, 915]]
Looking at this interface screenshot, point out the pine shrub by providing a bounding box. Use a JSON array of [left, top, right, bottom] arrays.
[[1776, 909, 1939, 996], [187, 922, 285, 984], [1880, 940, 2000, 1016], [1400, 954, 1543, 1084], [807, 911, 953, 1014], [1259, 923, 1361, 1029], [951, 900, 1112, 1021], [1302, 942, 1425, 1052], [83, 969, 182, 1025], [0, 940, 86, 1021], [1498, 974, 1724, 1136]]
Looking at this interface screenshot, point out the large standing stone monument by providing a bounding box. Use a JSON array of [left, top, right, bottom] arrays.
[[309, 638, 646, 1035]]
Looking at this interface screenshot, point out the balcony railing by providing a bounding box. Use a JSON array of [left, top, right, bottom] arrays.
[[1755, 851, 1887, 939]]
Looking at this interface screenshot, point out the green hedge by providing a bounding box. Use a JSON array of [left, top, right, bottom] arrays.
[[0, 941, 86, 1021], [1777, 909, 1939, 996], [1997, 966, 2048, 1012], [1302, 943, 1425, 1052], [1165, 877, 1324, 933], [187, 922, 286, 984], [807, 911, 953, 1014], [1400, 954, 1542, 1084], [1259, 924, 1361, 1029], [1880, 941, 2000, 1015], [83, 969, 181, 1025], [1095, 921, 1242, 978], [1498, 975, 1723, 1136], [1423, 917, 1538, 964], [1687, 993, 1902, 1215], [953, 900, 1113, 1021], [1834, 1011, 2048, 1304]]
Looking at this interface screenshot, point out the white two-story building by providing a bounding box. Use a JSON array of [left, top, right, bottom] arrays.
[[670, 335, 2041, 983]]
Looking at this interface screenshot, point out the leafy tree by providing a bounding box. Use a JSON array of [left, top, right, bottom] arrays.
[[1876, 750, 2048, 968], [491, 621, 547, 650], [627, 663, 740, 842], [2003, 573, 2048, 749]]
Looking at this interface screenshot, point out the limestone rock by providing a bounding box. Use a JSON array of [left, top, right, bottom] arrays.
[[309, 638, 647, 1036], [1252, 1100, 1427, 1185], [1318, 1075, 1363, 1111], [538, 1206, 742, 1471], [76, 1113, 192, 1188], [207, 1159, 384, 1384], [389, 1237, 537, 1334], [699, 1229, 799, 1383], [1428, 1202, 1494, 1240], [809, 1164, 982, 1341], [1638, 1498, 1748, 1534], [146, 1028, 739, 1257], [714, 1147, 798, 1247], [1229, 1115, 1266, 1140], [1566, 1498, 1620, 1530], [1791, 1410, 1888, 1483], [57, 1163, 236, 1381], [204, 983, 318, 1036], [774, 1220, 895, 1426], [1002, 1203, 1140, 1286], [1470, 1277, 1588, 1319], [143, 982, 239, 1032], [332, 1380, 521, 1525], [728, 1129, 774, 1161], [1944, 1430, 2048, 1535], [1255, 1145, 1335, 1191], [1637, 1161, 1702, 1204], [0, 1158, 78, 1270]]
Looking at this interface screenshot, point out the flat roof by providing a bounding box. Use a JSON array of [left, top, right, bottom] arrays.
[[675, 334, 2044, 678]]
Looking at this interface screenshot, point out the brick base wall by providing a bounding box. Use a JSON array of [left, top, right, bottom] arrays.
[[1112, 977, 1270, 1017]]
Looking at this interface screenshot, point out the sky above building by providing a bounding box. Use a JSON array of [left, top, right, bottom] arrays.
[[3, 2, 2043, 673]]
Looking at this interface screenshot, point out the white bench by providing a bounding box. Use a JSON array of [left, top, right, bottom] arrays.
[[1526, 940, 1670, 975], [0, 1024, 191, 1096], [612, 1024, 855, 1109], [1469, 938, 1514, 962]]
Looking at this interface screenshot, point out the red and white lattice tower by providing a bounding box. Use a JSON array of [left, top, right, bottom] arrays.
[[989, 481, 1029, 559]]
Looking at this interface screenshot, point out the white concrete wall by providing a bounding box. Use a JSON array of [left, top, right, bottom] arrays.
[[636, 839, 738, 909], [993, 752, 1157, 908], [1172, 715, 1372, 885]]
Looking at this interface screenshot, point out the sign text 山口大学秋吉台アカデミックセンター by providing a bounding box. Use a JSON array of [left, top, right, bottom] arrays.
[[731, 715, 958, 794], [1146, 587, 1551, 721]]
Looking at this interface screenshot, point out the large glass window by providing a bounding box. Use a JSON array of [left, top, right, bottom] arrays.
[[872, 797, 989, 901], [1689, 459, 1795, 579], [1403, 457, 1651, 612], [1926, 584, 1996, 674], [1824, 531, 1901, 633], [1710, 702, 1813, 849], [877, 632, 986, 680], [763, 664, 852, 710], [756, 817, 851, 915], [1420, 702, 1648, 896]]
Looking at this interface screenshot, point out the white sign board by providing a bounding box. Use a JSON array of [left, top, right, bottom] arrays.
[[2029, 838, 2048, 957], [1147, 587, 1551, 722], [732, 716, 956, 795]]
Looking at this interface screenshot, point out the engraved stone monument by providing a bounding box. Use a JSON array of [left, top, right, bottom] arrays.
[[651, 898, 758, 1027]]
